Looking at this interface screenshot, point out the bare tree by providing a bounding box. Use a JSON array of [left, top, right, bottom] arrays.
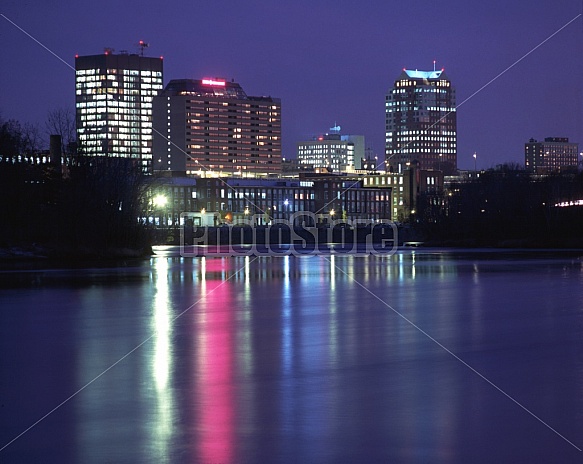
[[21, 122, 43, 156], [0, 118, 23, 160], [46, 108, 75, 156]]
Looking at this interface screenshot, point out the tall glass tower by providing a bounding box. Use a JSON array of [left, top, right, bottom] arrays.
[[385, 68, 456, 174], [75, 51, 164, 173]]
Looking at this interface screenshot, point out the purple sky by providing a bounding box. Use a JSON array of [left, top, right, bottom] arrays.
[[1, 0, 582, 170]]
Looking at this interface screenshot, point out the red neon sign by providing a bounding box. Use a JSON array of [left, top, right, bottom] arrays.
[[202, 78, 226, 87]]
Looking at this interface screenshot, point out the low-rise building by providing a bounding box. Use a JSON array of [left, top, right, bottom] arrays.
[[362, 165, 443, 222], [196, 175, 391, 224], [525, 137, 579, 174], [147, 173, 393, 227]]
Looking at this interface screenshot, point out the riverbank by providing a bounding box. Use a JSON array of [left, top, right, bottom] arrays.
[[0, 243, 152, 269]]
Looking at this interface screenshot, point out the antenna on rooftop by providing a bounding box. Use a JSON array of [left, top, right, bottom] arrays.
[[137, 40, 149, 56], [433, 60, 436, 72]]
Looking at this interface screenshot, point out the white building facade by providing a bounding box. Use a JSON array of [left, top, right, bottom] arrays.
[[297, 130, 364, 172]]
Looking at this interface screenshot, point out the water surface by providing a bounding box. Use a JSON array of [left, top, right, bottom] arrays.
[[1, 248, 583, 463]]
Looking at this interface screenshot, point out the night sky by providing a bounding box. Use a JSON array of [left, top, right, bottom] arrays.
[[1, 0, 582, 170]]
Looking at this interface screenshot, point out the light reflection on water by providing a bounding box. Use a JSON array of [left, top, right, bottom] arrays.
[[150, 257, 174, 463], [1, 249, 583, 463]]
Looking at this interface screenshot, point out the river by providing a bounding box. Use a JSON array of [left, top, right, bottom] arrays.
[[1, 248, 582, 463]]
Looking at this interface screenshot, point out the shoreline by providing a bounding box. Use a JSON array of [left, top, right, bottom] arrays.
[[0, 244, 152, 270], [2, 244, 583, 270]]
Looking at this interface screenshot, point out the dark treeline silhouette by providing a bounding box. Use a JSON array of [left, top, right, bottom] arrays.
[[55, 157, 150, 256], [0, 161, 52, 245], [1, 118, 151, 259], [0, 157, 151, 258], [416, 164, 583, 247], [0, 117, 43, 157]]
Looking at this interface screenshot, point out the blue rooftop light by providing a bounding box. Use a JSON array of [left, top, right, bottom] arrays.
[[404, 69, 444, 80]]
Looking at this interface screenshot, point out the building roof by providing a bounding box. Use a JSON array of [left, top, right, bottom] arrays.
[[224, 178, 300, 188], [164, 79, 248, 99], [150, 177, 197, 187], [400, 69, 448, 80], [75, 53, 163, 71]]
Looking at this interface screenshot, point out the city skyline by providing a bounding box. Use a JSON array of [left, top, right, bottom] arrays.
[[1, 0, 582, 171]]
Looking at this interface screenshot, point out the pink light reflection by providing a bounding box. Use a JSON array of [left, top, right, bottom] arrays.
[[195, 278, 235, 464]]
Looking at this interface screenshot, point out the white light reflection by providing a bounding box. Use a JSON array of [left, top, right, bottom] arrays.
[[328, 255, 338, 365], [330, 254, 335, 290], [197, 256, 208, 333], [398, 253, 405, 282], [201, 256, 206, 283], [411, 250, 416, 279], [245, 255, 250, 286], [282, 255, 292, 374], [239, 256, 252, 375], [151, 257, 174, 461], [237, 255, 254, 422]]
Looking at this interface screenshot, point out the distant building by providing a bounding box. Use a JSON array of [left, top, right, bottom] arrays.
[[75, 51, 164, 172], [196, 175, 391, 223], [146, 176, 198, 227], [362, 165, 444, 222], [146, 166, 444, 227], [153, 78, 281, 176], [281, 157, 314, 176], [525, 137, 579, 173], [297, 128, 365, 172], [147, 174, 392, 228], [359, 149, 380, 173], [385, 68, 457, 174]]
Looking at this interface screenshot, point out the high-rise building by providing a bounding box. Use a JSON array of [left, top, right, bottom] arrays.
[[153, 78, 281, 176], [525, 137, 579, 173], [297, 128, 364, 172], [385, 68, 456, 174], [75, 51, 164, 172]]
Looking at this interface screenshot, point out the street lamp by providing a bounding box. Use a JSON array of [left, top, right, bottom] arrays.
[[153, 194, 167, 208], [473, 152, 477, 174], [152, 194, 168, 227]]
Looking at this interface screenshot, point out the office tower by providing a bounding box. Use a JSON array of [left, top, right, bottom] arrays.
[[75, 51, 164, 172], [385, 68, 456, 174], [525, 137, 579, 173], [297, 128, 365, 172], [153, 78, 281, 176]]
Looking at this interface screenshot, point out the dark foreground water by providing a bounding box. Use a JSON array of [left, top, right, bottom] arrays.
[[1, 248, 583, 463]]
